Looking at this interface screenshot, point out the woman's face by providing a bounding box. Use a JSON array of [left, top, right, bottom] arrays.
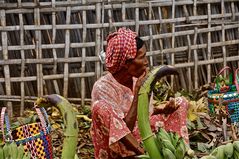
[[126, 45, 148, 78]]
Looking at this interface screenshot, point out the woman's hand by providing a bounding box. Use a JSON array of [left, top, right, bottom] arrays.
[[153, 97, 180, 115], [135, 68, 149, 92]]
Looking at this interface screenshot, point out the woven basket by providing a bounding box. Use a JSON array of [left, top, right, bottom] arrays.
[[0, 107, 53, 159], [207, 66, 239, 123]]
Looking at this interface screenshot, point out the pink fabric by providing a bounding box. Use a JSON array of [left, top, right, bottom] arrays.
[[105, 28, 137, 74], [90, 73, 189, 159]]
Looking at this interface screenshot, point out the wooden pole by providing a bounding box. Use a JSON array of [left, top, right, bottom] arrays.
[[63, 1, 71, 97], [51, 0, 60, 94], [193, 27, 198, 89], [81, 0, 86, 107], [18, 0, 25, 115], [207, 3, 212, 84], [0, 9, 12, 117]]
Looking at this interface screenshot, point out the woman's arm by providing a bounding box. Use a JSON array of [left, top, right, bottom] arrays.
[[121, 133, 144, 155], [123, 87, 139, 131], [124, 70, 148, 131], [152, 97, 179, 115]]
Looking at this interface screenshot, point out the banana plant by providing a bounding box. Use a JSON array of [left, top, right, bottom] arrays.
[[35, 94, 79, 159], [0, 142, 30, 159], [137, 65, 179, 159]]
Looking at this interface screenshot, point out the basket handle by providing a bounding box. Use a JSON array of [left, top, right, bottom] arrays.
[[234, 68, 239, 93], [0, 107, 50, 142], [0, 107, 13, 142], [215, 66, 233, 90], [35, 107, 51, 134]]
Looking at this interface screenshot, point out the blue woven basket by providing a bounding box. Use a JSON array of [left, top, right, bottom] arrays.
[[207, 66, 239, 123]]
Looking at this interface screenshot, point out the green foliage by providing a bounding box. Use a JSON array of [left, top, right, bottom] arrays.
[[137, 128, 197, 159], [153, 80, 174, 102], [201, 141, 239, 159], [0, 142, 31, 159]]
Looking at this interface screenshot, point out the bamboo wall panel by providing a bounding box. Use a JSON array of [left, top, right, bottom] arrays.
[[0, 0, 239, 112]]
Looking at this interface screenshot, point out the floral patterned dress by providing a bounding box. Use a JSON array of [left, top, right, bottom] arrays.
[[91, 73, 189, 159]]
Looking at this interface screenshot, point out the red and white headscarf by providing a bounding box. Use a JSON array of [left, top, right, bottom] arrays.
[[105, 27, 137, 74]]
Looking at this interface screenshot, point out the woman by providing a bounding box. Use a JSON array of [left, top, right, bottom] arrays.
[[91, 28, 189, 159]]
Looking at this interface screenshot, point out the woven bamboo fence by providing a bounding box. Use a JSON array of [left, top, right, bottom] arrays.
[[0, 0, 239, 116]]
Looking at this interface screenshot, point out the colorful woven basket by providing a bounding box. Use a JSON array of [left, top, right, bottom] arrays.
[[0, 107, 53, 159], [208, 66, 239, 123]]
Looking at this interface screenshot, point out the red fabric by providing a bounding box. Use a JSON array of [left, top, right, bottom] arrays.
[[105, 28, 137, 74], [91, 73, 189, 159]]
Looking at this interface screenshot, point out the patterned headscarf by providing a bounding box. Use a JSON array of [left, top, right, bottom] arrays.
[[105, 27, 137, 74]]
